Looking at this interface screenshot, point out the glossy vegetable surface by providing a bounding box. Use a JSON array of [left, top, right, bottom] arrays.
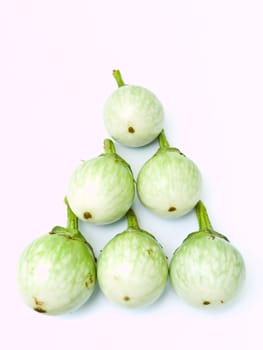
[[137, 130, 202, 217], [169, 201, 245, 308], [97, 209, 168, 307], [67, 139, 135, 224], [103, 70, 164, 147], [17, 199, 96, 315]]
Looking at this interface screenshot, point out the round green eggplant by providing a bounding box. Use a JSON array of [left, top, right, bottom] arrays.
[[103, 70, 164, 147], [169, 201, 245, 308], [97, 209, 168, 307], [137, 130, 202, 218], [67, 139, 135, 224], [17, 199, 96, 315]]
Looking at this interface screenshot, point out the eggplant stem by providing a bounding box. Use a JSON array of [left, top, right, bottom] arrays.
[[64, 197, 78, 231], [113, 69, 125, 87], [127, 208, 140, 230], [195, 200, 213, 232], [158, 129, 170, 148], [104, 139, 116, 154]]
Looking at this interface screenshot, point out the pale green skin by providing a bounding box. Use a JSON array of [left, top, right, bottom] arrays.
[[17, 232, 96, 315], [103, 85, 164, 147], [137, 149, 202, 217], [97, 229, 169, 308], [169, 232, 245, 308], [67, 154, 135, 224]]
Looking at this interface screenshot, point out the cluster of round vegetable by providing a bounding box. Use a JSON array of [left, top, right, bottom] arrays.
[[17, 70, 245, 315]]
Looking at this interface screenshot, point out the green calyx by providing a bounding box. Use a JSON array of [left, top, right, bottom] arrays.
[[49, 198, 95, 258], [103, 138, 134, 177], [184, 200, 229, 243], [158, 130, 185, 156], [126, 208, 157, 241]]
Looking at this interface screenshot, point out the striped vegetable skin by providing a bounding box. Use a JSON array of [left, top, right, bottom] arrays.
[[17, 200, 96, 315], [169, 201, 245, 308], [103, 70, 164, 147], [67, 139, 135, 225], [137, 130, 202, 218], [97, 209, 168, 308]]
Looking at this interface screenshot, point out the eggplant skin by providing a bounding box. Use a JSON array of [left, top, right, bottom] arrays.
[[169, 233, 246, 308], [137, 149, 202, 218], [67, 154, 135, 225], [103, 85, 164, 147], [97, 229, 168, 308], [17, 233, 96, 315]]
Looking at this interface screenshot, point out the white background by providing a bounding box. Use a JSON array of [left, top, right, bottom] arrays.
[[1, 0, 263, 349]]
